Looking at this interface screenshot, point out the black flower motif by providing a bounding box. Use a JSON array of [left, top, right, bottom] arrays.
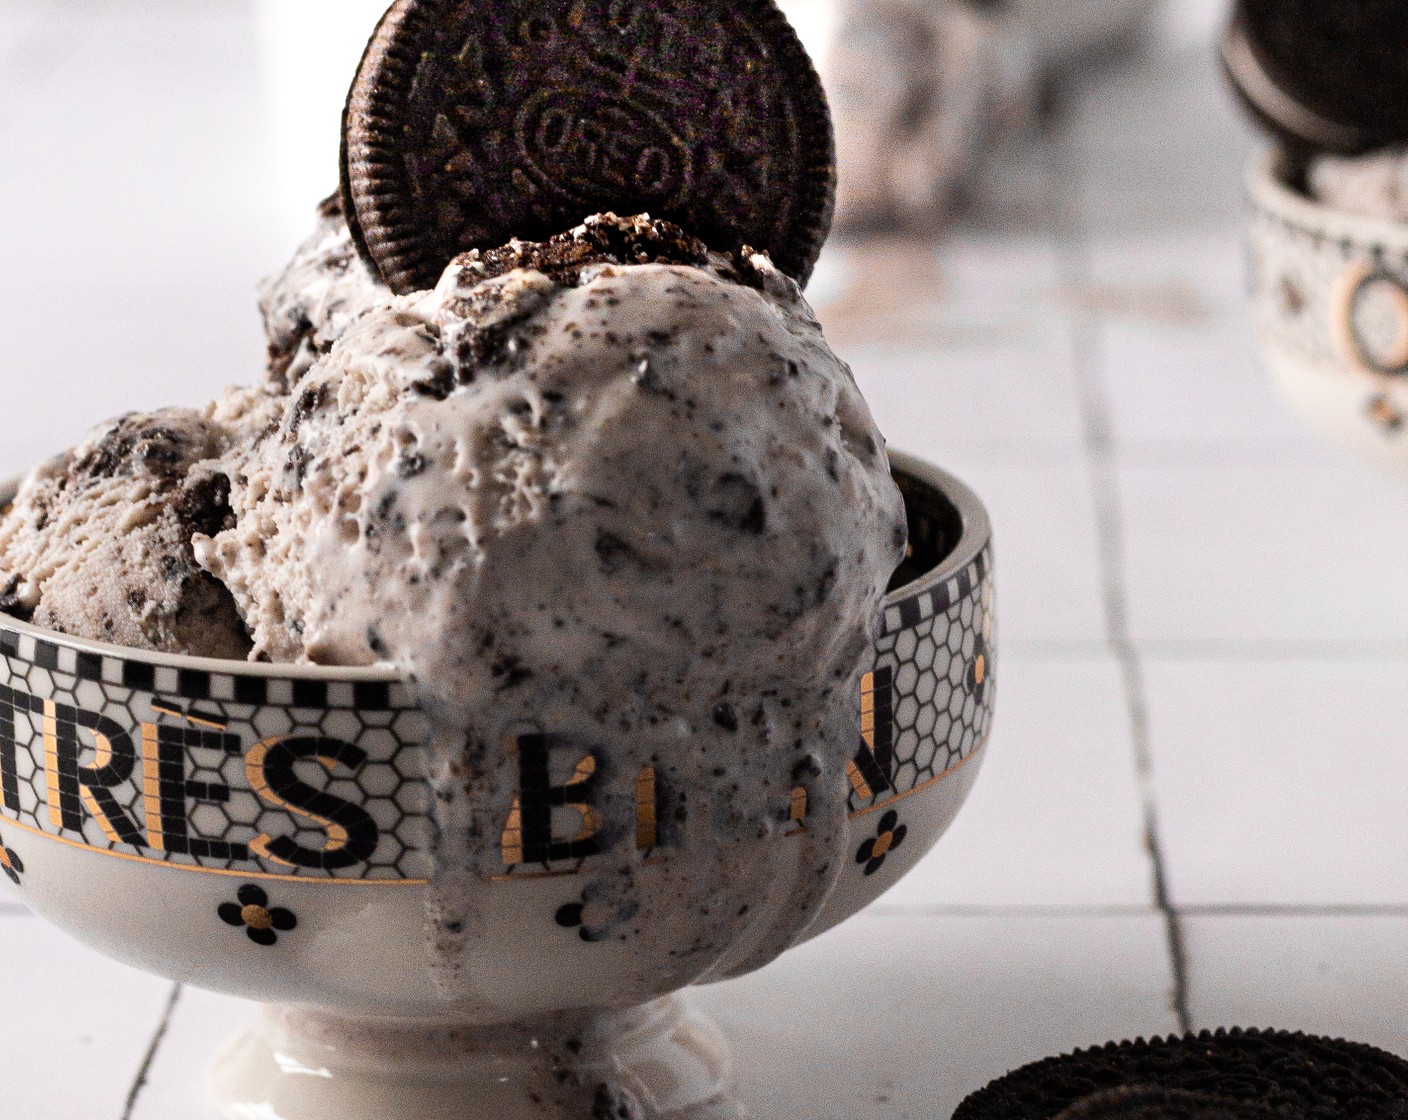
[[965, 633, 990, 702], [555, 885, 639, 943], [555, 901, 594, 940], [855, 810, 907, 876], [0, 838, 23, 886], [218, 884, 297, 947]]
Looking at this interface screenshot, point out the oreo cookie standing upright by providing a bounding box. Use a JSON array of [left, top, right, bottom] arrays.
[[953, 1027, 1408, 1120], [341, 0, 836, 294], [1221, 0, 1408, 155]]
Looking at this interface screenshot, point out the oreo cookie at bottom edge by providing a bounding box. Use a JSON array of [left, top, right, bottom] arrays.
[[342, 0, 835, 294], [1055, 1086, 1281, 1120], [952, 1027, 1408, 1120]]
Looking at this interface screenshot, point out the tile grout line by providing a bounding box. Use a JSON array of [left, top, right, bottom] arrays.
[[869, 901, 1408, 919], [120, 982, 182, 1120], [1181, 902, 1408, 918], [1049, 141, 1193, 1036]]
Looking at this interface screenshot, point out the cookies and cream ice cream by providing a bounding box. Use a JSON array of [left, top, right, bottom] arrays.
[[260, 194, 387, 391], [825, 0, 1157, 229], [0, 211, 909, 1004], [1309, 146, 1408, 224], [0, 0, 914, 1015], [0, 409, 255, 660], [202, 212, 906, 999], [0, 192, 384, 658], [204, 214, 904, 670], [828, 0, 1037, 228]]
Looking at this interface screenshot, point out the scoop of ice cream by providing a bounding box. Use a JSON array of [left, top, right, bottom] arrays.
[[0, 202, 908, 1007], [198, 213, 908, 1001], [824, 0, 1157, 230], [204, 214, 905, 673], [1309, 146, 1408, 223], [0, 408, 253, 659], [259, 194, 387, 391], [827, 0, 1038, 229]]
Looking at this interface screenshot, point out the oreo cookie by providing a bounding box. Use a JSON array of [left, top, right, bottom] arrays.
[[1055, 1086, 1280, 1120], [1221, 1, 1408, 155], [342, 0, 835, 295], [953, 1028, 1408, 1120]]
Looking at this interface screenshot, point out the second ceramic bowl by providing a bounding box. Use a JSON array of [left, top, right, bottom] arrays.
[[1246, 148, 1408, 482]]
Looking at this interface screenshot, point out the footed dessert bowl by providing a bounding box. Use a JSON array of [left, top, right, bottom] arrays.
[[0, 451, 994, 1120], [1246, 149, 1408, 483]]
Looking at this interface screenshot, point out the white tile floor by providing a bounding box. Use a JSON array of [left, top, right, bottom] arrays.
[[3, 2, 1408, 1118], [1183, 914, 1408, 1056], [1146, 659, 1408, 907]]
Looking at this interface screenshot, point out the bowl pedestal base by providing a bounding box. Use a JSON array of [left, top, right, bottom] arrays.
[[208, 995, 743, 1120]]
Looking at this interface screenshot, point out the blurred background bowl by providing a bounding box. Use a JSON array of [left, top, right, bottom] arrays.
[[1246, 148, 1408, 483]]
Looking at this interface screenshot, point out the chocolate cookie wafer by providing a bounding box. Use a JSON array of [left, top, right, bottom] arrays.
[[1221, 1, 1408, 155], [1055, 1086, 1282, 1120], [953, 1027, 1408, 1120], [342, 0, 835, 294]]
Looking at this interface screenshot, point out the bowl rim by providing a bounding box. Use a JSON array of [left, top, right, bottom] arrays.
[[1246, 146, 1408, 250], [0, 449, 991, 681]]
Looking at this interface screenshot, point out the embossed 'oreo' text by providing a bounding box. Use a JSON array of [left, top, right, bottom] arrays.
[[514, 91, 691, 209]]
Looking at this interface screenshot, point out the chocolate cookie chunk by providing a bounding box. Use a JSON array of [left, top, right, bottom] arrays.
[[341, 0, 834, 293], [953, 1028, 1408, 1120], [258, 192, 386, 392], [0, 410, 252, 660], [1221, 1, 1408, 154], [456, 212, 714, 287]]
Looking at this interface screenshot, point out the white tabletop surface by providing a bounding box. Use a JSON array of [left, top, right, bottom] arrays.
[[2, 1, 1407, 1118]]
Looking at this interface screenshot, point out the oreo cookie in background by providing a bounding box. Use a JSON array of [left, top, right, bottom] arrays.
[[341, 0, 835, 295], [952, 1027, 1408, 1120], [1221, 1, 1408, 156]]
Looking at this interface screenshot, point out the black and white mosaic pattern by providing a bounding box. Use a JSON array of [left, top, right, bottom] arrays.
[[0, 630, 433, 881], [850, 544, 994, 817]]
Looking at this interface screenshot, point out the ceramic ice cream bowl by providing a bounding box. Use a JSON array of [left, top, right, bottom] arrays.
[[1246, 148, 1408, 482], [0, 450, 994, 1120]]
